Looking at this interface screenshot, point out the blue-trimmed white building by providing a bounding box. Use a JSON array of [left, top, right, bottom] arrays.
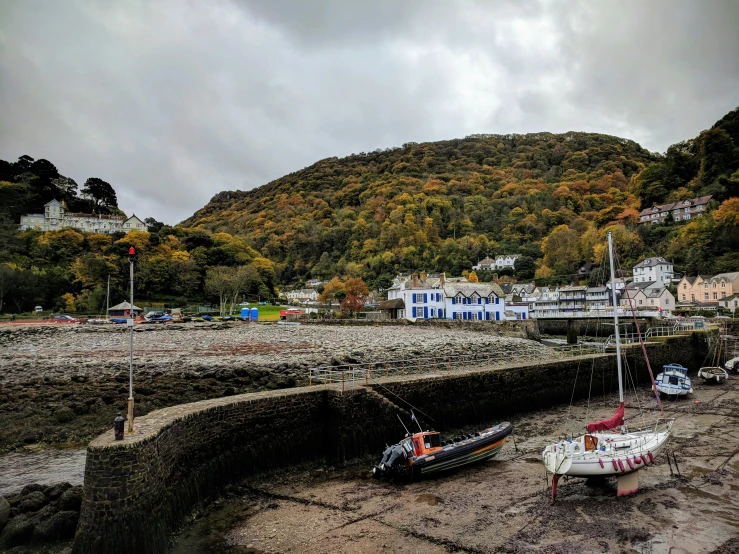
[[385, 273, 529, 321]]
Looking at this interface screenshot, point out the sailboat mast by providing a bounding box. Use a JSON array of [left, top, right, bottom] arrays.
[[607, 231, 624, 403], [106, 275, 110, 315]]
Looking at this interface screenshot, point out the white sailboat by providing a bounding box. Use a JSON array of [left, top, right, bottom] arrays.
[[541, 231, 674, 498]]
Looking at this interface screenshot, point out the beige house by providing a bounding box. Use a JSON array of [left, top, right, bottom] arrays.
[[676, 273, 739, 304]]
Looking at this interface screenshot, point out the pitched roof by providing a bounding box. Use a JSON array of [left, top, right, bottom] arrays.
[[639, 195, 712, 216], [626, 281, 658, 290], [378, 298, 405, 310], [476, 257, 495, 265], [713, 272, 739, 282], [443, 282, 504, 298], [633, 257, 670, 268], [108, 301, 142, 311]]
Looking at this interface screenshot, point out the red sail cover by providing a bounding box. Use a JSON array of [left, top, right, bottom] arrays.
[[587, 402, 625, 433]]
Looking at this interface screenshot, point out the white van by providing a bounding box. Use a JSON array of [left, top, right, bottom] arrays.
[[34, 306, 43, 312]]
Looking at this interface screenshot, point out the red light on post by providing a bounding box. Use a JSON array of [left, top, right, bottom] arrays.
[[129, 246, 135, 256]]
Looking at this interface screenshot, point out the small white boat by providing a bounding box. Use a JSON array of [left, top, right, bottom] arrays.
[[277, 320, 301, 326], [697, 366, 729, 383], [725, 356, 739, 373], [654, 364, 693, 397]]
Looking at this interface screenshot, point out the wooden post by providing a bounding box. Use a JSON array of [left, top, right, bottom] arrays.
[[402, 361, 405, 375], [386, 362, 389, 378]]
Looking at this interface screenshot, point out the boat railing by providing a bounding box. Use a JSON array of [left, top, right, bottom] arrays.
[[308, 345, 605, 390], [603, 322, 708, 349]]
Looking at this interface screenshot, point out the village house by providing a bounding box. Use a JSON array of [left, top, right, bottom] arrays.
[[676, 272, 739, 304], [384, 273, 528, 321], [557, 285, 588, 311], [719, 293, 739, 314], [472, 255, 518, 272], [305, 279, 324, 288], [532, 288, 559, 315], [19, 199, 147, 234], [619, 282, 675, 315], [107, 301, 143, 317], [632, 257, 674, 285], [638, 195, 712, 225], [285, 288, 319, 303]]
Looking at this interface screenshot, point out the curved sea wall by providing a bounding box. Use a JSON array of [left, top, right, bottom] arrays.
[[72, 334, 706, 553]]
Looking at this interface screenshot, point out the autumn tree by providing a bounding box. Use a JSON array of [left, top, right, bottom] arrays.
[[342, 277, 369, 315]]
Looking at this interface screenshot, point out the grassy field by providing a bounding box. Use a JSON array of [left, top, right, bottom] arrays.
[[235, 304, 284, 321]]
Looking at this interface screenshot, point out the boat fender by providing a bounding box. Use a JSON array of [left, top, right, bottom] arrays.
[[634, 456, 641, 465], [618, 459, 625, 472], [627, 457, 634, 470], [598, 459, 604, 469], [611, 459, 618, 471], [647, 451, 655, 463], [641, 454, 649, 466]]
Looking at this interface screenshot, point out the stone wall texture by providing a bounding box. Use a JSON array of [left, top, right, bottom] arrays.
[[72, 334, 706, 554]]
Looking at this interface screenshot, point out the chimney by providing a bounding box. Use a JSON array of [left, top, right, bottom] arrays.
[[412, 273, 419, 289], [440, 273, 446, 286]]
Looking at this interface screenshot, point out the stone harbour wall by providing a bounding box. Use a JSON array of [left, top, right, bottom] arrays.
[[72, 334, 707, 554]]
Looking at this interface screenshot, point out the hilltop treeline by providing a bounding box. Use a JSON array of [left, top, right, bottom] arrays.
[[184, 108, 739, 288]]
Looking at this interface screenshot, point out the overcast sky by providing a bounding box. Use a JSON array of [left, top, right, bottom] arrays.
[[1, 0, 737, 225]]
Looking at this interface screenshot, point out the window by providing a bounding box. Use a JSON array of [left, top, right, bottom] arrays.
[[675, 216, 680, 221], [713, 293, 717, 300], [691, 294, 695, 301], [684, 214, 691, 220], [704, 293, 709, 300], [666, 299, 670, 304], [713, 283, 717, 288], [414, 293, 424, 303], [682, 294, 686, 301], [430, 309, 436, 317], [721, 282, 725, 288], [704, 283, 708, 289], [639, 299, 643, 305], [721, 292, 726, 298]]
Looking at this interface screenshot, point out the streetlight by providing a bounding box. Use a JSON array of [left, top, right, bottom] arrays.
[[127, 246, 136, 433]]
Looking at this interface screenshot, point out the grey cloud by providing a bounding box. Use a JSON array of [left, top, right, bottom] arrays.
[[0, 0, 736, 225]]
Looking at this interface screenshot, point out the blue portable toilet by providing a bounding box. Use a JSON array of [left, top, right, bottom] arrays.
[[250, 307, 258, 321], [240, 307, 250, 319]]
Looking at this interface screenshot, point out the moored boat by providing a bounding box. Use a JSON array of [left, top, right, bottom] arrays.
[[373, 422, 512, 479], [541, 231, 674, 498], [697, 365, 728, 383], [654, 364, 693, 397]]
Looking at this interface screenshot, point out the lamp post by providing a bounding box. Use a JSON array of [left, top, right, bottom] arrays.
[[127, 246, 135, 432]]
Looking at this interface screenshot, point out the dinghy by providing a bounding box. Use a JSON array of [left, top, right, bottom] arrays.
[[654, 364, 693, 397]]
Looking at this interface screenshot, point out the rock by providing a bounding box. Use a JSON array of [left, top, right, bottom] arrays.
[[57, 487, 82, 512], [44, 482, 72, 500], [0, 516, 34, 548], [33, 510, 79, 541], [0, 496, 10, 530], [18, 491, 48, 513], [20, 484, 46, 497], [54, 406, 76, 423]]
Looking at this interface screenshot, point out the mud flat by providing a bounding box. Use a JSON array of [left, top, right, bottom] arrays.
[[0, 323, 550, 451], [172, 377, 739, 554]]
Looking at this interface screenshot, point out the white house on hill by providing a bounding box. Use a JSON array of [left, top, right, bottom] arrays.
[[19, 199, 146, 235], [632, 257, 673, 285]]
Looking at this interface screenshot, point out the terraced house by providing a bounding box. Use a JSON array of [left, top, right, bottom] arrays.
[[638, 195, 712, 225], [384, 273, 529, 321], [676, 273, 739, 305]]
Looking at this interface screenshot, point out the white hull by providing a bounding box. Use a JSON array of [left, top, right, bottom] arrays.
[[697, 366, 729, 383], [542, 422, 673, 478]]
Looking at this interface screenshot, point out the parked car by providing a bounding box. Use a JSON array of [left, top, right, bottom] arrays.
[[34, 306, 43, 312], [53, 315, 77, 322]]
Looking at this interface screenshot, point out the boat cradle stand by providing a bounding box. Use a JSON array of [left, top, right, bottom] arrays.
[[551, 471, 639, 500]]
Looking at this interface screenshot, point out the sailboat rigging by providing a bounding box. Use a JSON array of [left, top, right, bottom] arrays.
[[541, 231, 675, 498]]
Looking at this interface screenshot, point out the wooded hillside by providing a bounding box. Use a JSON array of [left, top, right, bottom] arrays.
[[183, 108, 739, 289]]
